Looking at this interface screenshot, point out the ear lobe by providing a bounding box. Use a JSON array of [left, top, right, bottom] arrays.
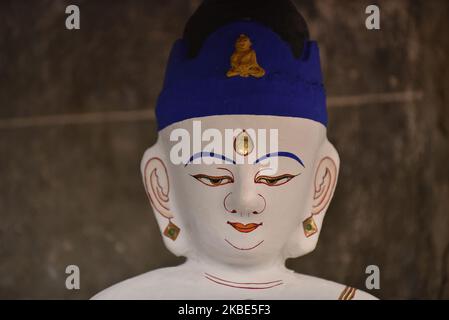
[[143, 157, 173, 219], [312, 157, 338, 215]]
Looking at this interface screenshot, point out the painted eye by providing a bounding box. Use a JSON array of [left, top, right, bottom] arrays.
[[255, 174, 297, 186], [191, 174, 234, 187]]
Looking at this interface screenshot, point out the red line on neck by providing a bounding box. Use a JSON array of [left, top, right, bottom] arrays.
[[204, 273, 282, 285], [205, 276, 283, 290]]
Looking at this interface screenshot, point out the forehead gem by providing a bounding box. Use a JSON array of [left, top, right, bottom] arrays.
[[234, 130, 254, 156]]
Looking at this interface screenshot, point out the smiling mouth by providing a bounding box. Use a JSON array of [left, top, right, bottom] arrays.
[[227, 221, 263, 233]]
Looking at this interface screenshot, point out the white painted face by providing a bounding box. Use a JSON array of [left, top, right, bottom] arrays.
[[142, 115, 339, 267]]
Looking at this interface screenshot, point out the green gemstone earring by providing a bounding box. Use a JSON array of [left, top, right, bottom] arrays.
[[163, 220, 180, 241], [302, 216, 318, 237]]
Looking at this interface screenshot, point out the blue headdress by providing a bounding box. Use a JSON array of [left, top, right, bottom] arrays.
[[155, 21, 327, 130]]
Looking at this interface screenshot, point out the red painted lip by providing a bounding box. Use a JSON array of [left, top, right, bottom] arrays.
[[227, 221, 263, 233]]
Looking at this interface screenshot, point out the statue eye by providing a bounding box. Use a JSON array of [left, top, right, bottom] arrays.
[[255, 174, 297, 186], [191, 174, 234, 187]]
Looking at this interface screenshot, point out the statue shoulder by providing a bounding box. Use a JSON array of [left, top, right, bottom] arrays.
[[90, 267, 183, 300], [286, 273, 379, 300]]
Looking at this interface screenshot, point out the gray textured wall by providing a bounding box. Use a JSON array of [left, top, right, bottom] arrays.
[[0, 0, 448, 299]]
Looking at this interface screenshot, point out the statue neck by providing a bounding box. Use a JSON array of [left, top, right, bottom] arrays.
[[183, 254, 291, 286]]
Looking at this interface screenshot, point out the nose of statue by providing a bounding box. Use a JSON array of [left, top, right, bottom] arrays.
[[223, 190, 266, 216]]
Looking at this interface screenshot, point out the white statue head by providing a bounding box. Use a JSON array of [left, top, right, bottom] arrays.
[[141, 10, 338, 270], [141, 115, 339, 268]]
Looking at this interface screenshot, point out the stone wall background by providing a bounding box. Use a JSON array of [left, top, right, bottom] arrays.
[[0, 0, 448, 299]]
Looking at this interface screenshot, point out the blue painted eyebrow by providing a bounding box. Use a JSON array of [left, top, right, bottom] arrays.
[[253, 152, 305, 167], [185, 152, 236, 166]]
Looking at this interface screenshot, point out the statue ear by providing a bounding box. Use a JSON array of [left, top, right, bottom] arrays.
[[283, 142, 339, 259], [141, 145, 189, 256], [143, 157, 173, 219], [312, 157, 338, 215]]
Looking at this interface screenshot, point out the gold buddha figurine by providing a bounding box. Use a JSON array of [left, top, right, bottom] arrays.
[[226, 34, 266, 78]]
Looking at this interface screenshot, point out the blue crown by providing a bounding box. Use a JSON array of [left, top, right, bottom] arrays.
[[155, 21, 327, 130]]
